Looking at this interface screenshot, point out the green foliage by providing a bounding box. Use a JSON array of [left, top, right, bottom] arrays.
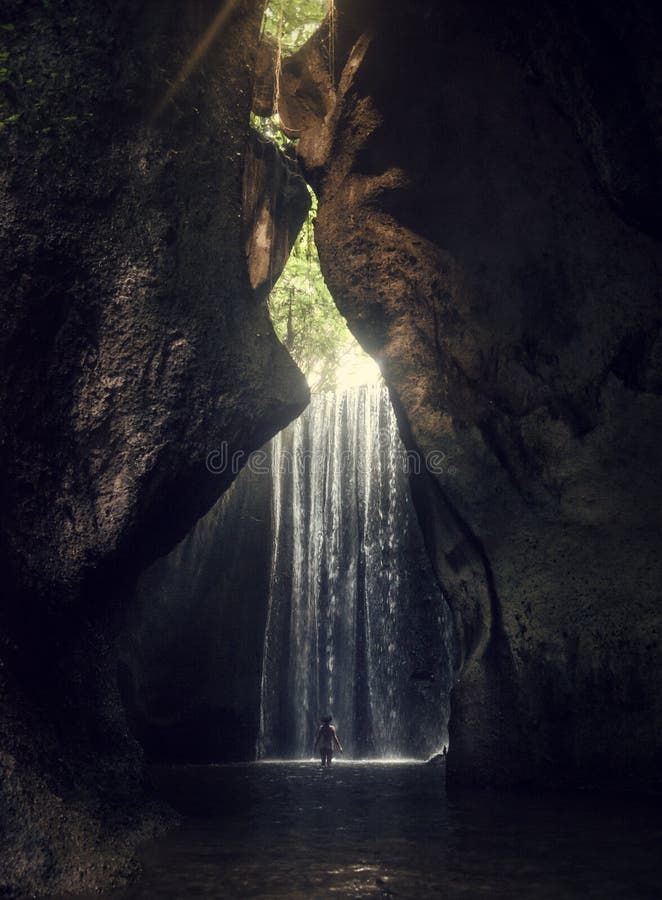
[[268, 191, 377, 393], [249, 110, 293, 149], [262, 0, 329, 55]]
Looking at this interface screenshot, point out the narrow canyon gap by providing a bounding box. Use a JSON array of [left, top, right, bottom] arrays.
[[1, 0, 662, 896]]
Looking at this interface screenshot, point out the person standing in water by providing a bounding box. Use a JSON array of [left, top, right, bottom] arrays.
[[314, 715, 343, 767]]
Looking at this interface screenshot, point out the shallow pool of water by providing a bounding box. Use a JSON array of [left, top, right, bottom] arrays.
[[81, 761, 662, 898]]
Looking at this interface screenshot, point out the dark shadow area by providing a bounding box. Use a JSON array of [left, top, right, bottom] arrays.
[[58, 762, 662, 900]]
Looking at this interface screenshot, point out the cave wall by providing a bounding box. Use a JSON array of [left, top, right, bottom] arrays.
[[0, 0, 309, 895], [271, 0, 662, 788]]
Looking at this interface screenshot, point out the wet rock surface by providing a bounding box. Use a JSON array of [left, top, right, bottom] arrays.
[[274, 0, 662, 788]]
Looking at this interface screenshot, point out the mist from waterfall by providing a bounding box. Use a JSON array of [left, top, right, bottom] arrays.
[[258, 384, 456, 760]]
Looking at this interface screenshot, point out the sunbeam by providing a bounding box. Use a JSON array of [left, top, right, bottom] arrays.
[[154, 0, 242, 119]]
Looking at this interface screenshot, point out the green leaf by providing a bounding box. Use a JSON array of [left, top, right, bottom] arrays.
[[0, 112, 21, 129]]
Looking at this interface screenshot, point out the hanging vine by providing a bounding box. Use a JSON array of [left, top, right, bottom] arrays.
[[328, 0, 336, 87], [258, 0, 336, 135]]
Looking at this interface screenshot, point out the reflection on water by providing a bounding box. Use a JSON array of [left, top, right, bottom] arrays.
[[73, 762, 661, 899]]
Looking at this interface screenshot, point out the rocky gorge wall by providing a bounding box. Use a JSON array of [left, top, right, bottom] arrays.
[[2, 0, 662, 894], [0, 0, 308, 895], [269, 0, 662, 788]]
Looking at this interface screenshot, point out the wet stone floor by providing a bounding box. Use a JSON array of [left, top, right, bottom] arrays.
[[84, 761, 661, 899]]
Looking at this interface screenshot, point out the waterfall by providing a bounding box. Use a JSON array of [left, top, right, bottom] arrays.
[[258, 384, 456, 760]]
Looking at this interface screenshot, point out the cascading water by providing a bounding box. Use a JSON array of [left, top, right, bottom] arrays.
[[258, 384, 456, 760]]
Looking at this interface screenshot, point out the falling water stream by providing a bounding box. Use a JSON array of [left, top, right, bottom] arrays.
[[124, 384, 455, 764], [258, 384, 455, 760]]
